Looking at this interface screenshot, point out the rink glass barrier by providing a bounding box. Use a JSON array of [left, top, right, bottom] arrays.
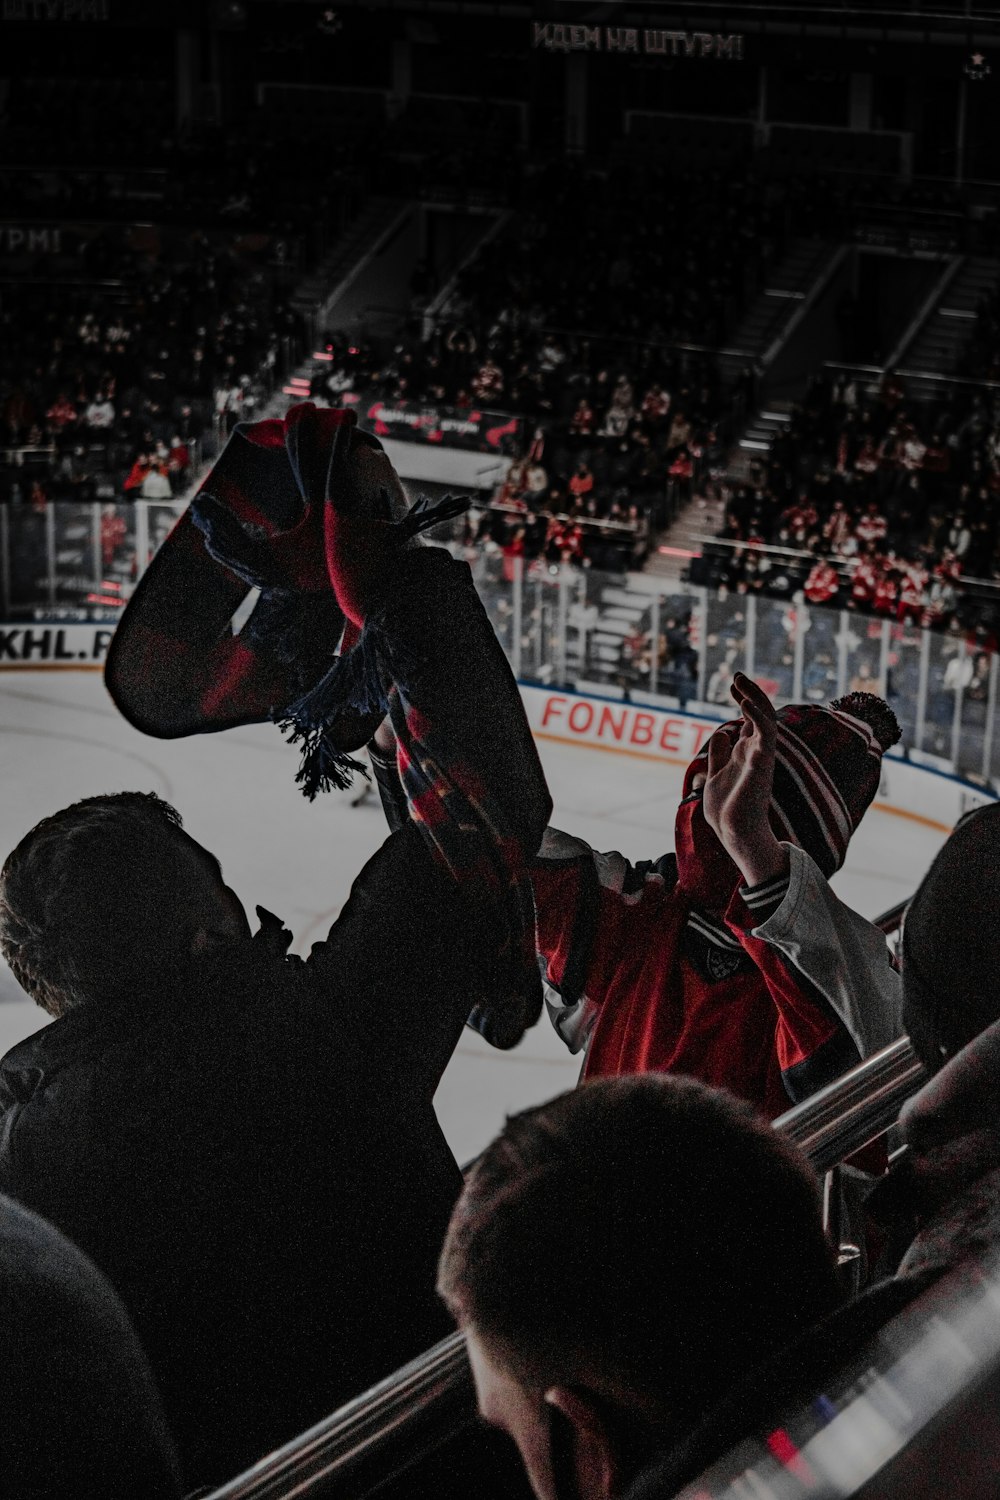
[[2, 500, 999, 786]]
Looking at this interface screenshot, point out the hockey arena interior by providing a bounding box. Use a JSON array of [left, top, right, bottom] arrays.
[[4, 1, 1000, 1496]]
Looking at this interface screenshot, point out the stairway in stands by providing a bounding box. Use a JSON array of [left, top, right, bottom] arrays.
[[901, 254, 1000, 374], [572, 583, 654, 682], [719, 237, 840, 383], [289, 196, 411, 334]]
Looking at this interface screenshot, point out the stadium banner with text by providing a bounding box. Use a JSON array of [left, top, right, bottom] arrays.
[[340, 390, 523, 456], [523, 685, 718, 764], [531, 23, 745, 58], [0, 623, 115, 667]]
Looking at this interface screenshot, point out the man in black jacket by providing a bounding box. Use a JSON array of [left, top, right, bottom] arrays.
[[0, 414, 551, 1488]]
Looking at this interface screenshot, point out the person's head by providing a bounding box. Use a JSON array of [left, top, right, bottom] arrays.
[[902, 801, 1000, 1073], [0, 793, 249, 1019], [676, 688, 900, 909], [438, 1075, 841, 1500]]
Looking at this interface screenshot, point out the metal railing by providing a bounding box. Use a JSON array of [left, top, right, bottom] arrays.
[[669, 1244, 1000, 1499], [6, 511, 1000, 785], [780, 1037, 923, 1175], [204, 1020, 926, 1500]]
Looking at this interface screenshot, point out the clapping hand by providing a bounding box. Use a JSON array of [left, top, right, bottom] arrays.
[[702, 673, 789, 888]]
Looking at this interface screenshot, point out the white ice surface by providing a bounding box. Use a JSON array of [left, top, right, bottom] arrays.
[[0, 671, 948, 1162]]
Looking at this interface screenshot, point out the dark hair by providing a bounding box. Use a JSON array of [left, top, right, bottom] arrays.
[[0, 792, 207, 1017], [902, 801, 1000, 1072], [438, 1075, 841, 1433]]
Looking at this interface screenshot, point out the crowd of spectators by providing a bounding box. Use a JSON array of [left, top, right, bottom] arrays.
[[306, 160, 807, 564], [0, 230, 305, 509], [704, 363, 1000, 637]]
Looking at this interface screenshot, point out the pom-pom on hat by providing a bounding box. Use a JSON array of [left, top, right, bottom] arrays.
[[105, 403, 465, 790]]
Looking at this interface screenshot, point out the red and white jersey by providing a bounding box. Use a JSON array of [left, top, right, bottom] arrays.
[[804, 560, 840, 604], [850, 556, 879, 605], [873, 572, 898, 615], [855, 511, 888, 547]]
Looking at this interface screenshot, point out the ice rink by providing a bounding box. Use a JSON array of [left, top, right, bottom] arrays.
[[0, 669, 952, 1162]]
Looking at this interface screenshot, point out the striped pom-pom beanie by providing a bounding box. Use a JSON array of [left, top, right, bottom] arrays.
[[770, 692, 899, 876], [684, 691, 900, 879]]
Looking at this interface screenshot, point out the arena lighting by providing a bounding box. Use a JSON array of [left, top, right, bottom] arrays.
[[312, 351, 334, 361], [657, 545, 698, 558]]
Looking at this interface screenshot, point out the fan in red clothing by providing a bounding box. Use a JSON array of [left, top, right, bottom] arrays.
[[568, 461, 594, 506], [804, 557, 841, 606], [849, 549, 880, 611], [855, 501, 888, 549], [872, 562, 899, 617], [781, 498, 819, 546], [823, 500, 853, 553], [569, 398, 595, 437], [854, 436, 880, 475], [546, 515, 584, 565], [528, 674, 902, 1120], [897, 562, 928, 625]]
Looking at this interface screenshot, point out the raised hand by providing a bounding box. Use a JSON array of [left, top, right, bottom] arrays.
[[703, 672, 789, 888]]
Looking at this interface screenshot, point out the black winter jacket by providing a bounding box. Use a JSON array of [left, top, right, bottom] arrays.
[[0, 822, 498, 1489]]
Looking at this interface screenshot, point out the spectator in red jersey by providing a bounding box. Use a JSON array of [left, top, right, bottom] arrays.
[[529, 673, 903, 1120], [101, 508, 127, 569], [855, 501, 888, 549], [897, 562, 928, 626], [569, 397, 595, 437], [804, 557, 841, 606], [668, 446, 695, 506], [640, 381, 671, 428], [545, 515, 584, 567], [472, 356, 504, 404], [823, 500, 853, 554], [123, 453, 151, 496], [854, 434, 880, 475], [872, 564, 899, 618], [568, 460, 594, 507], [848, 549, 880, 612], [46, 393, 78, 431], [781, 496, 819, 546]]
